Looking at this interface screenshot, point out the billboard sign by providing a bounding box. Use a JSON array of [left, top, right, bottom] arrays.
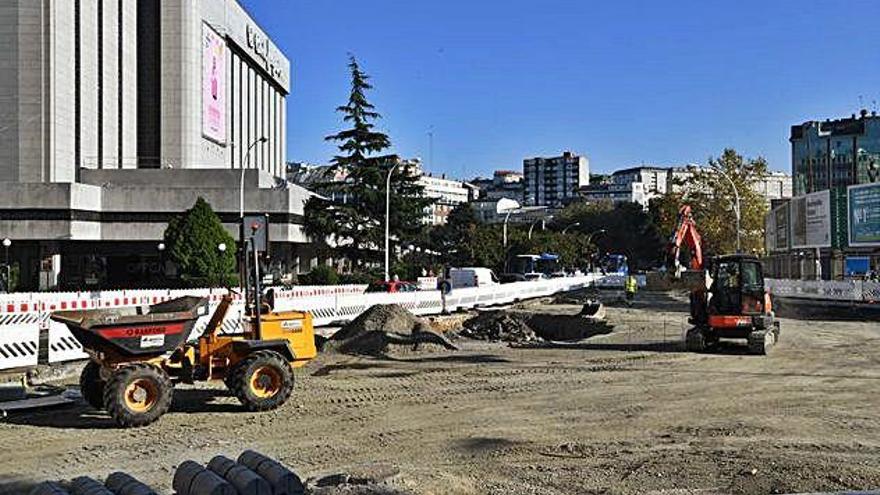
[[202, 23, 226, 144], [848, 183, 880, 246], [774, 203, 789, 251], [790, 190, 831, 248]]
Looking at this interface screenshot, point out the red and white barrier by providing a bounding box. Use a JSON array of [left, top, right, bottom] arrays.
[[0, 278, 610, 371]]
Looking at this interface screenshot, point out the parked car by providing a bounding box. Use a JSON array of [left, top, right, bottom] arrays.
[[365, 280, 421, 293]]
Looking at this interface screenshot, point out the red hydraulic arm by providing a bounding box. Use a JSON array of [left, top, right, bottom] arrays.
[[668, 205, 703, 276]]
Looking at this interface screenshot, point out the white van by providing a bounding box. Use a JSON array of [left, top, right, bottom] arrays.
[[449, 267, 500, 288]]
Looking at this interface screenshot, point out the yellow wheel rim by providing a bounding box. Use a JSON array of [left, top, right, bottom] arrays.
[[124, 378, 158, 413], [249, 365, 282, 399]]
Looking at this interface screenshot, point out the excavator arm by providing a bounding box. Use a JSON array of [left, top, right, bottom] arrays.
[[668, 205, 703, 278]]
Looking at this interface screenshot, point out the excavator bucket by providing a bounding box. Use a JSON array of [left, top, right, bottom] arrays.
[[579, 299, 606, 320]]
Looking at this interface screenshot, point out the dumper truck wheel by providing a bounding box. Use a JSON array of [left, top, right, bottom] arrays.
[[104, 363, 173, 427], [79, 361, 106, 410], [229, 351, 294, 412]]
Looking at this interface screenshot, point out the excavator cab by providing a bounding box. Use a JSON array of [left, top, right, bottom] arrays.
[[707, 256, 764, 315]]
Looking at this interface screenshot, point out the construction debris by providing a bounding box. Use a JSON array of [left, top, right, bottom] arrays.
[[460, 311, 540, 343], [328, 304, 458, 356]]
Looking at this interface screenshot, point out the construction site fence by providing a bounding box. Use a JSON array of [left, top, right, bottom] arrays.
[[0, 275, 624, 371], [766, 278, 880, 303]]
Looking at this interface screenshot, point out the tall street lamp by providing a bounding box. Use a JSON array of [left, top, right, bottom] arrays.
[[586, 228, 606, 245], [2, 238, 10, 292], [240, 137, 268, 221], [710, 164, 741, 252], [384, 161, 402, 282], [240, 137, 267, 287], [496, 198, 521, 249], [562, 222, 581, 235], [527, 217, 551, 240]]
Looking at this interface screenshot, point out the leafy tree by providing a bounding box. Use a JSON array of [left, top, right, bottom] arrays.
[[164, 197, 237, 287], [550, 201, 664, 270], [430, 203, 481, 267], [299, 265, 340, 285], [304, 56, 431, 272], [650, 149, 769, 256]]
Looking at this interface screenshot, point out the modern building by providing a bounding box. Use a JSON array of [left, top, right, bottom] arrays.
[[764, 110, 880, 280], [790, 109, 880, 197], [0, 0, 313, 290], [523, 151, 590, 207], [473, 170, 526, 202], [579, 164, 792, 209], [579, 182, 649, 206], [417, 167, 470, 226]]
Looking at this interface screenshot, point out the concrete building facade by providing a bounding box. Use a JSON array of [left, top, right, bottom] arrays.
[[0, 0, 308, 290], [523, 151, 590, 207]]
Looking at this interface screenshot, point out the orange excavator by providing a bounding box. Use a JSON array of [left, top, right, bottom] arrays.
[[668, 205, 780, 355]]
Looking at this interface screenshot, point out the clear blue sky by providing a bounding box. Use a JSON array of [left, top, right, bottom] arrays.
[[242, 0, 880, 178]]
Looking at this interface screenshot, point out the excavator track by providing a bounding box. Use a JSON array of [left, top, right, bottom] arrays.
[[748, 329, 775, 355]]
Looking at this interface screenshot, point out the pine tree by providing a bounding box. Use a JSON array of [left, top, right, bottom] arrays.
[[304, 56, 431, 271]]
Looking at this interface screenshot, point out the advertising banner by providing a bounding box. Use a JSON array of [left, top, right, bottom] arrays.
[[774, 203, 789, 251], [848, 183, 880, 246], [790, 190, 831, 248], [202, 23, 226, 144]]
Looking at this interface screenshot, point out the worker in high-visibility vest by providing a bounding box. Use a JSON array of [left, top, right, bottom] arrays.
[[625, 274, 638, 306]]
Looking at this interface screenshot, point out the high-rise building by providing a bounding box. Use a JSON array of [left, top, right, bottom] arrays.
[[523, 151, 590, 207], [790, 109, 880, 196], [0, 0, 312, 290]]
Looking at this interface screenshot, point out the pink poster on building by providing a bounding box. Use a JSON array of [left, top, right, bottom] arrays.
[[202, 24, 226, 144]]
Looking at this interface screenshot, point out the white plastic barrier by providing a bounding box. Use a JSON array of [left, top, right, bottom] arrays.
[[766, 278, 880, 303], [0, 277, 614, 370]]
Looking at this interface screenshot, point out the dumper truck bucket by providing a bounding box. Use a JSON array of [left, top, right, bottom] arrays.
[[51, 296, 209, 358]]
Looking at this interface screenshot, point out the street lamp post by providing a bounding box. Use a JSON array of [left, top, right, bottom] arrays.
[[585, 229, 606, 272], [384, 161, 402, 282], [710, 164, 741, 253], [240, 137, 268, 221], [527, 218, 548, 240], [239, 137, 267, 287], [562, 222, 581, 235], [2, 238, 10, 292]]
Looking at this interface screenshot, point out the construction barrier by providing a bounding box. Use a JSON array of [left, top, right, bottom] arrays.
[[766, 278, 880, 303], [0, 277, 618, 371]]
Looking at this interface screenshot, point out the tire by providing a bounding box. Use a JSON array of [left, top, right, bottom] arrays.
[[104, 363, 173, 428], [79, 361, 106, 410], [228, 351, 294, 412]]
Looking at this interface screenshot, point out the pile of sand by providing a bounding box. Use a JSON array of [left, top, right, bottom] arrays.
[[328, 304, 457, 356]]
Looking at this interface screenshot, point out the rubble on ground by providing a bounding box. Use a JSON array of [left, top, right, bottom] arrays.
[[459, 311, 540, 343], [328, 304, 458, 356], [460, 307, 614, 343]]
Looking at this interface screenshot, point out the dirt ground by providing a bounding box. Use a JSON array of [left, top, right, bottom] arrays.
[[2, 291, 880, 494]]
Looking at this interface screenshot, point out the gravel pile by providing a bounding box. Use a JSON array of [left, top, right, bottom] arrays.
[[329, 304, 458, 356], [460, 311, 541, 343]]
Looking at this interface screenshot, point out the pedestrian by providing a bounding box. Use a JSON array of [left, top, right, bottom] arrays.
[[625, 273, 638, 306]]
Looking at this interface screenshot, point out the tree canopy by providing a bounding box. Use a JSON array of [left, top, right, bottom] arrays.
[[650, 148, 770, 256]]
